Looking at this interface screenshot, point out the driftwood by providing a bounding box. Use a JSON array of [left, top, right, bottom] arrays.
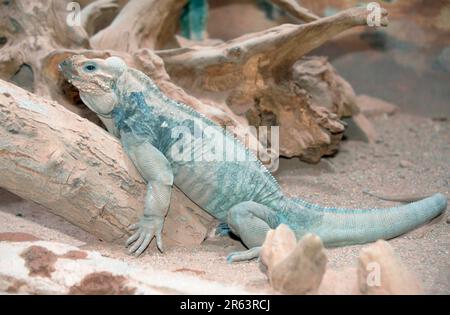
[[0, 0, 88, 96], [0, 79, 214, 246], [270, 0, 319, 22], [90, 0, 188, 51], [157, 6, 387, 160], [0, 0, 99, 125], [88, 0, 319, 51], [0, 0, 388, 163], [80, 0, 121, 37]]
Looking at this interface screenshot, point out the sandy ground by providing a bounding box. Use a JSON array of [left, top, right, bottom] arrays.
[[0, 112, 449, 294]]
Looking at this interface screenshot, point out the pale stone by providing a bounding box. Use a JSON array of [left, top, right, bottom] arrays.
[[269, 233, 327, 294], [357, 240, 422, 295]]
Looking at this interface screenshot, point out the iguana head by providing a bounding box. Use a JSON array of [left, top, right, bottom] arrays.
[[59, 55, 127, 117]]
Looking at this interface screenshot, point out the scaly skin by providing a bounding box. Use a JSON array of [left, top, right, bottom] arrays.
[[60, 56, 448, 262]]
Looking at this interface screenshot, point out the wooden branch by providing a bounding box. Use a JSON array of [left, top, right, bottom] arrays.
[[159, 7, 388, 81], [152, 6, 387, 161], [0, 79, 214, 246], [270, 0, 319, 22], [1, 2, 381, 163], [80, 0, 120, 36], [0, 0, 89, 100], [90, 0, 188, 51]]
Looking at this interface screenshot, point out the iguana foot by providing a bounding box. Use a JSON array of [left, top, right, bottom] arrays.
[[227, 247, 261, 263], [215, 222, 231, 237], [125, 215, 164, 257]]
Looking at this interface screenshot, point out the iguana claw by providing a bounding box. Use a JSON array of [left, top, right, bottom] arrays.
[[126, 216, 164, 256]]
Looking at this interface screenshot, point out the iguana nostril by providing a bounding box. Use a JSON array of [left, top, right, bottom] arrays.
[[58, 59, 71, 72]]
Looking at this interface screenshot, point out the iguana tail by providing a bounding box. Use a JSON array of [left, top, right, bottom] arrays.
[[288, 193, 447, 246]]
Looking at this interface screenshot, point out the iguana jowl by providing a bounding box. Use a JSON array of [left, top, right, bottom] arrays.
[[59, 56, 448, 262]]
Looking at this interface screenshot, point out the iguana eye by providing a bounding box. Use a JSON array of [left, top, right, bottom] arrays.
[[83, 64, 97, 72]]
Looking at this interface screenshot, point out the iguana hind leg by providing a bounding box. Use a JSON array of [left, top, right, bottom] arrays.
[[226, 201, 278, 263]]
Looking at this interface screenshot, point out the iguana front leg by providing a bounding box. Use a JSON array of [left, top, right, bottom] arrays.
[[124, 139, 173, 256]]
